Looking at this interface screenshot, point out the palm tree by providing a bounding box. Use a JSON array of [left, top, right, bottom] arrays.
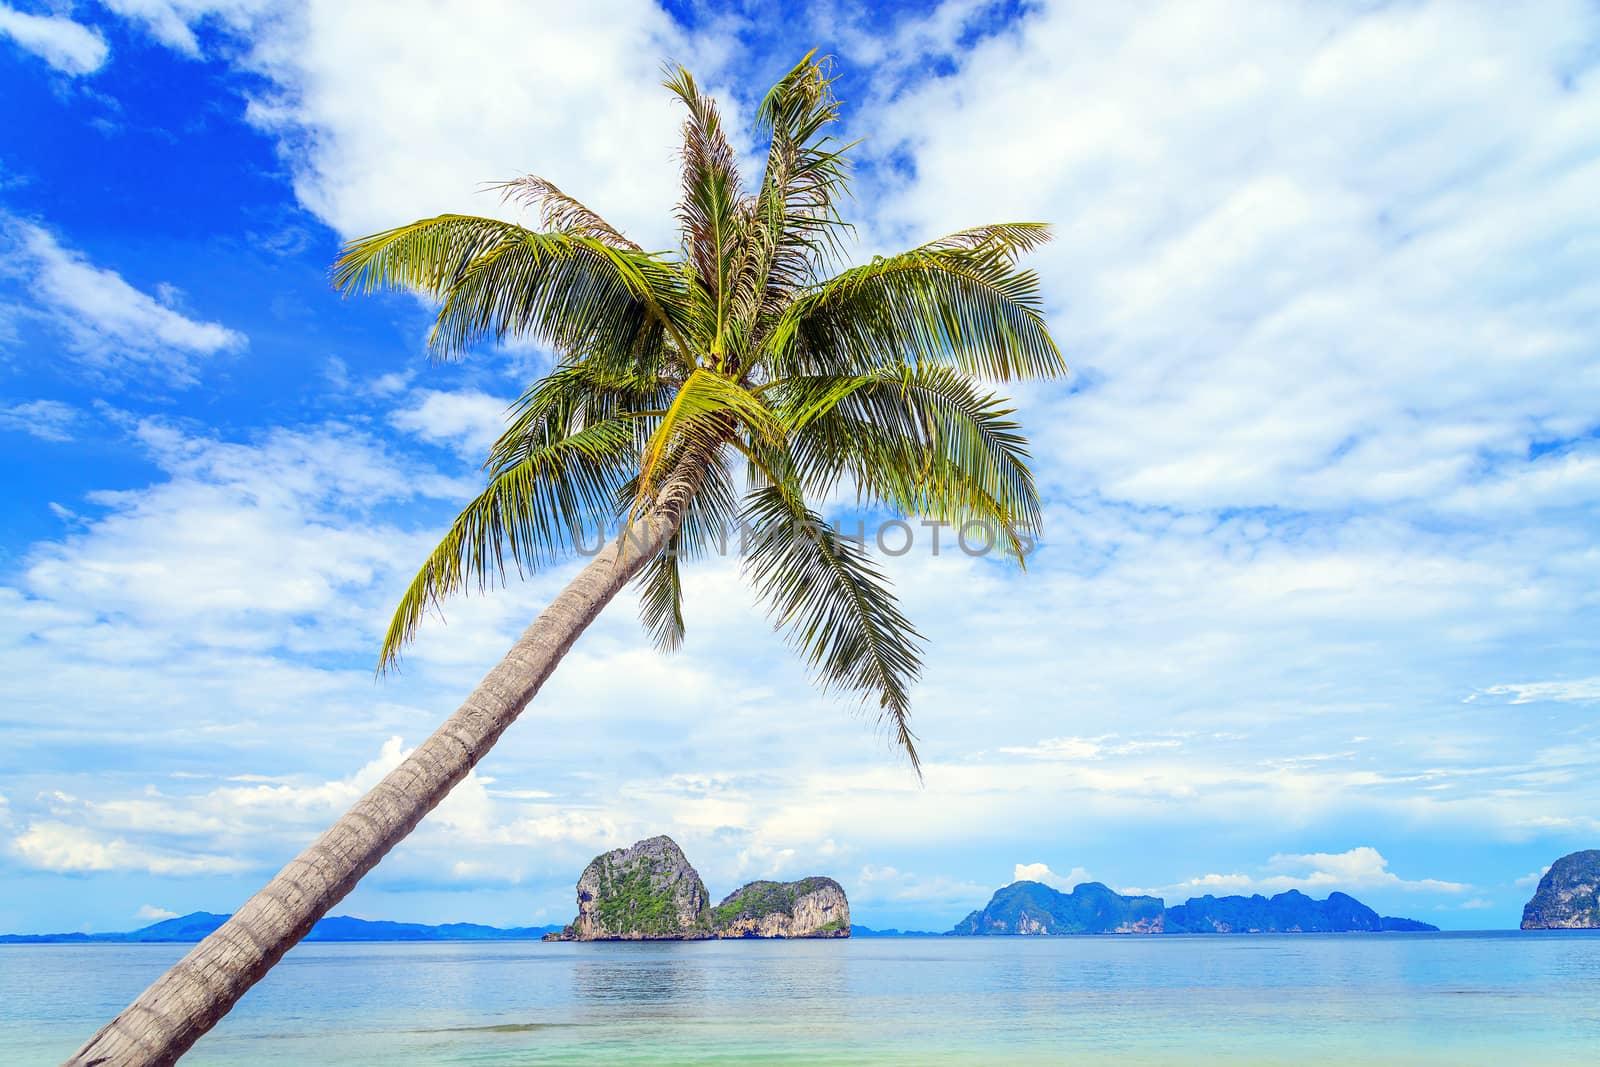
[[69, 54, 1063, 1066]]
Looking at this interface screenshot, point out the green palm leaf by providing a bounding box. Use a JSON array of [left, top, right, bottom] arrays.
[[741, 484, 925, 775], [634, 451, 739, 651], [380, 414, 638, 670], [334, 214, 692, 366], [637, 368, 783, 500], [779, 365, 1042, 558], [764, 224, 1065, 381]]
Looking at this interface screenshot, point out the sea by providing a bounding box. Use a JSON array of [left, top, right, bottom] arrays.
[[3, 932, 1598, 1065]]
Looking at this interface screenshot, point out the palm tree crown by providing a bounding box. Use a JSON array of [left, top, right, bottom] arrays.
[[334, 54, 1064, 773]]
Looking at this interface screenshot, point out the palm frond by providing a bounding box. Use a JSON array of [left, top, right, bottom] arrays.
[[334, 214, 691, 365], [637, 368, 783, 502], [742, 484, 925, 774], [635, 546, 687, 653], [633, 450, 739, 651], [751, 51, 855, 289], [492, 175, 642, 251], [379, 416, 638, 670], [429, 229, 682, 362], [664, 64, 744, 361], [334, 213, 527, 298], [923, 222, 1054, 261], [777, 365, 1041, 558], [762, 224, 1065, 381], [490, 360, 670, 471]]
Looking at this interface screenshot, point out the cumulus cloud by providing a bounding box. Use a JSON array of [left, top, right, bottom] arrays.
[[1, 221, 245, 384], [389, 388, 514, 462], [1133, 847, 1469, 899], [1013, 862, 1094, 892], [103, 0, 703, 242], [134, 904, 178, 921], [10, 822, 251, 875], [1264, 848, 1469, 893], [872, 0, 1600, 520], [0, 400, 1592, 926], [0, 4, 109, 75], [5, 732, 627, 890], [16, 414, 482, 643]]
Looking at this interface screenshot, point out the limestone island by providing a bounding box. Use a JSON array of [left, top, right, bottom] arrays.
[[544, 835, 850, 940], [1521, 850, 1600, 929], [951, 880, 1437, 934]]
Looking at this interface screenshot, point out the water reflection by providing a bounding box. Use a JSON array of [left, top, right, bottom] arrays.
[[570, 943, 713, 1010]]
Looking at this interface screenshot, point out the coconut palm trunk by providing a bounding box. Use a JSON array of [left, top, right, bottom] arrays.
[[66, 487, 693, 1067], [67, 54, 1065, 1065]]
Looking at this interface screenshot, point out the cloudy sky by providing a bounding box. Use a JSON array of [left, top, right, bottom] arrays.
[[0, 0, 1596, 935]]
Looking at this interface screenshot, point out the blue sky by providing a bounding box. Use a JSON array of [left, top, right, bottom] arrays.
[[1, 0, 1597, 935]]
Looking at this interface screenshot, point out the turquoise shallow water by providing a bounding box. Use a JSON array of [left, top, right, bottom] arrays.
[[4, 932, 1599, 1065]]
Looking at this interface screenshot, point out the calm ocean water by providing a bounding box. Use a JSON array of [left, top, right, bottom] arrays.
[[4, 932, 1598, 1065]]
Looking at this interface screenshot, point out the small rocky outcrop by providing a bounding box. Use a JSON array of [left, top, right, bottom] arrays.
[[549, 835, 712, 940], [711, 877, 850, 938], [1521, 850, 1600, 929], [547, 836, 849, 940]]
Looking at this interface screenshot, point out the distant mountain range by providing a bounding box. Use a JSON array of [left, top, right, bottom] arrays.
[[952, 881, 1437, 934], [0, 912, 561, 944]]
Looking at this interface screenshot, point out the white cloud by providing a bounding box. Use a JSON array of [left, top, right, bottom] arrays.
[[854, 864, 989, 906], [0, 399, 78, 441], [389, 388, 513, 462], [10, 822, 250, 875], [2, 221, 245, 384], [873, 0, 1600, 517], [99, 0, 216, 56], [15, 415, 473, 654], [104, 0, 704, 243], [1471, 678, 1600, 705], [1264, 848, 1469, 894], [1000, 735, 1183, 761], [0, 4, 108, 75], [1137, 847, 1469, 900], [1012, 862, 1094, 892], [6, 733, 627, 890], [134, 904, 178, 921], [1515, 866, 1551, 889], [1130, 873, 1258, 897]]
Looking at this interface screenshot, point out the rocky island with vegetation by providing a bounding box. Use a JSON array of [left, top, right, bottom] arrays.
[[545, 836, 850, 940], [1521, 850, 1600, 929], [951, 880, 1437, 934], [952, 880, 1165, 934]]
